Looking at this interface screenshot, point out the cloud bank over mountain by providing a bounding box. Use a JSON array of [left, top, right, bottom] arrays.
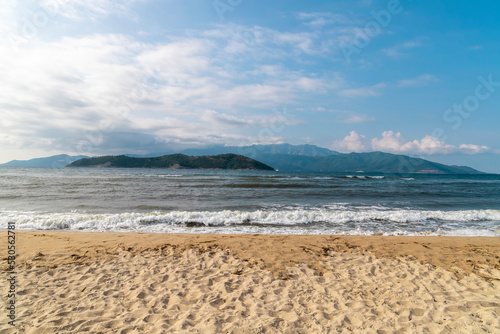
[[332, 131, 490, 155]]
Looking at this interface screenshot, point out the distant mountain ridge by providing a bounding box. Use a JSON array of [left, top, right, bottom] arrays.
[[67, 154, 275, 171], [181, 144, 339, 158], [0, 144, 486, 174], [0, 154, 89, 168], [172, 144, 483, 174], [252, 152, 483, 174], [138, 143, 339, 158]]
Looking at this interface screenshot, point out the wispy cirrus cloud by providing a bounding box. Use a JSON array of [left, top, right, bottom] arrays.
[[382, 40, 422, 58], [340, 114, 376, 124], [41, 0, 145, 20], [318, 108, 375, 123], [338, 82, 386, 98], [297, 12, 352, 27], [398, 74, 438, 87]]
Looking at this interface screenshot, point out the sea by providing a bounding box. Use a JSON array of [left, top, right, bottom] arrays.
[[1, 167, 499, 236]]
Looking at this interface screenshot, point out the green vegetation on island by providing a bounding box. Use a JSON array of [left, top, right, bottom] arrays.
[[67, 154, 275, 171]]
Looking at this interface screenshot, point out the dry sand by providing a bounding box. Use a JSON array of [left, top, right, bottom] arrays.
[[1, 232, 500, 333]]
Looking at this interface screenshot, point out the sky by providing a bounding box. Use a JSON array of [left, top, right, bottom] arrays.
[[0, 0, 499, 172]]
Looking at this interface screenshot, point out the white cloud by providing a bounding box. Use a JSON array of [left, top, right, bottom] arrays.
[[41, 0, 144, 20], [1, 24, 339, 158], [371, 131, 490, 155], [199, 109, 295, 130], [203, 20, 390, 64], [458, 144, 491, 154], [136, 38, 216, 84], [297, 12, 352, 27], [332, 131, 490, 155], [371, 131, 401, 151], [202, 24, 319, 59], [398, 74, 438, 87], [0, 1, 16, 34], [338, 83, 385, 98], [382, 40, 421, 58], [339, 114, 375, 124], [331, 131, 368, 152], [273, 32, 317, 54], [318, 108, 375, 123]]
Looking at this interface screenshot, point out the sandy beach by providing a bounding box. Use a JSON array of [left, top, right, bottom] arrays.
[[2, 232, 500, 333]]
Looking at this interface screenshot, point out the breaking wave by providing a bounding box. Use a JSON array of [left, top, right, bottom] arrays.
[[2, 207, 499, 236]]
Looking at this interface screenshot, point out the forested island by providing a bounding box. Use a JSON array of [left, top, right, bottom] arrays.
[[67, 153, 275, 170]]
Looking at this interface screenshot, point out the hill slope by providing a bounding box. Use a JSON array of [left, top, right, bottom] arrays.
[[180, 143, 339, 157], [0, 154, 89, 168], [67, 154, 275, 170], [253, 152, 483, 174], [134, 143, 339, 158], [170, 145, 482, 174]]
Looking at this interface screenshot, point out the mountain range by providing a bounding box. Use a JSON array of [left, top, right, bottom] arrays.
[[0, 154, 89, 168], [0, 144, 486, 174], [132, 144, 339, 159]]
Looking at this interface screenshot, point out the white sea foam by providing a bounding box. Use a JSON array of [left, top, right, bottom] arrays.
[[343, 175, 384, 179], [1, 208, 499, 236]]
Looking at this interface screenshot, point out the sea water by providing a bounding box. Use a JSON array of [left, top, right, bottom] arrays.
[[0, 167, 499, 236]]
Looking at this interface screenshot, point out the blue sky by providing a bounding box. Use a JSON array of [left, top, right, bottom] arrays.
[[1, 0, 499, 172]]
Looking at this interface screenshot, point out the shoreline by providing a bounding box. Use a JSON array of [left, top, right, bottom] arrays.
[[7, 232, 500, 278], [2, 232, 500, 333]]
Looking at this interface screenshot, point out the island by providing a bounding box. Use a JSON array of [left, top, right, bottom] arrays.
[[67, 153, 275, 170]]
